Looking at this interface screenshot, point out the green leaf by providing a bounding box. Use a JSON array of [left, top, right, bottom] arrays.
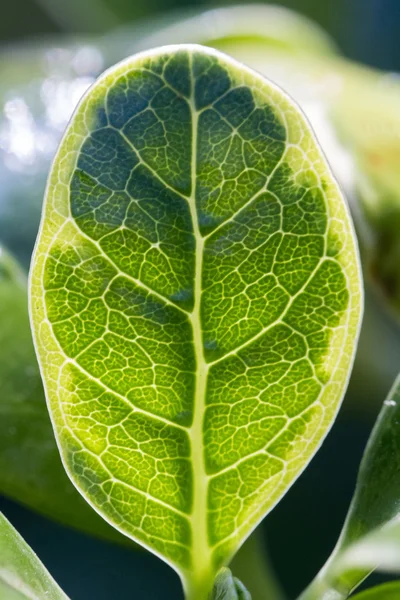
[[351, 582, 400, 600], [29, 44, 362, 598], [210, 568, 251, 600], [128, 6, 400, 320], [299, 374, 400, 600], [0, 245, 128, 544], [0, 511, 68, 600]]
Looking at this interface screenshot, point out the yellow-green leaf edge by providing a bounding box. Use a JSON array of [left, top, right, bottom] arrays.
[[29, 44, 363, 594]]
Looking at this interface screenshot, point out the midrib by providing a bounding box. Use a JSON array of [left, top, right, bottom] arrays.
[[185, 54, 213, 599]]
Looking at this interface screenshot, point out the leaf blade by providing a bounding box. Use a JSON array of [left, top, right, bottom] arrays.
[[29, 44, 362, 591]]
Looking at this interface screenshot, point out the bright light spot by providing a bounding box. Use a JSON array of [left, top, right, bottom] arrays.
[[41, 76, 94, 130], [0, 98, 37, 169], [72, 46, 104, 75]]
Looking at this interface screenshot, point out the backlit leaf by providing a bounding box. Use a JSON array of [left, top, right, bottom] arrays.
[[0, 512, 68, 600], [127, 5, 400, 320], [29, 44, 362, 597]]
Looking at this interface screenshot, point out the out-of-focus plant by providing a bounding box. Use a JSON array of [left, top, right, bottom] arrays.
[[0, 511, 68, 599], [299, 374, 400, 599], [0, 245, 126, 542], [0, 41, 105, 267]]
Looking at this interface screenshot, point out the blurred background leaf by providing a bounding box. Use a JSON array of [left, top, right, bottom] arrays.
[[0, 511, 68, 599], [299, 375, 400, 599], [352, 582, 400, 600], [0, 246, 130, 543]]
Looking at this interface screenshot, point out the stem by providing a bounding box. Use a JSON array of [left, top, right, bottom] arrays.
[[231, 529, 285, 600], [296, 543, 372, 600], [183, 571, 214, 600], [297, 573, 347, 600]]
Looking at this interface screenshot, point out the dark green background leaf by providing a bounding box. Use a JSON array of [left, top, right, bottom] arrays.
[[351, 581, 400, 600], [0, 246, 127, 543]]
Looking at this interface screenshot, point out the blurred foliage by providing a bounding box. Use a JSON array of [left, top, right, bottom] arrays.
[[299, 375, 400, 599], [352, 582, 400, 600], [0, 246, 127, 543]]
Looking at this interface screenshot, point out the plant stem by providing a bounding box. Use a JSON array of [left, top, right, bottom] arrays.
[[297, 575, 347, 600], [231, 528, 285, 600], [183, 571, 214, 600]]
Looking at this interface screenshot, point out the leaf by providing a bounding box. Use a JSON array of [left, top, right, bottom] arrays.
[[127, 6, 400, 320], [29, 44, 362, 597], [210, 568, 251, 600], [298, 374, 400, 600], [0, 3, 337, 265], [0, 245, 128, 544], [0, 12, 340, 546], [0, 511, 68, 600], [351, 582, 400, 600]]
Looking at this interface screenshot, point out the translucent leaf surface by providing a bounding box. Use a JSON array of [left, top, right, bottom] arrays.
[[0, 246, 127, 544], [0, 512, 68, 600], [0, 8, 342, 544], [30, 44, 362, 597], [299, 374, 400, 600], [125, 5, 400, 320]]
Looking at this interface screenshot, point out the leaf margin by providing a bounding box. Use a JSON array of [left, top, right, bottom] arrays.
[[29, 42, 364, 590]]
